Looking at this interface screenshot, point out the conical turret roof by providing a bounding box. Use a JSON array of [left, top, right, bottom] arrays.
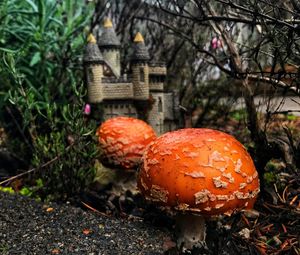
[[98, 18, 120, 48], [131, 32, 150, 62], [83, 34, 103, 64]]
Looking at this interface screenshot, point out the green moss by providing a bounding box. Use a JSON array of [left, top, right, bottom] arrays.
[[0, 186, 15, 194], [265, 160, 285, 172], [263, 172, 277, 185]]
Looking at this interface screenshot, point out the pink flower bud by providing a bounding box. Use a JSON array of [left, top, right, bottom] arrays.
[[84, 104, 91, 115], [211, 37, 218, 49], [211, 37, 223, 50]]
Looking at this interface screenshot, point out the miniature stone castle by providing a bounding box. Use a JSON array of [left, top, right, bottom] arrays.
[[83, 18, 179, 135]]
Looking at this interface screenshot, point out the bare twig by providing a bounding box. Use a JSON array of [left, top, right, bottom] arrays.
[[248, 74, 300, 96], [0, 145, 72, 186], [134, 15, 232, 76], [215, 0, 296, 29]]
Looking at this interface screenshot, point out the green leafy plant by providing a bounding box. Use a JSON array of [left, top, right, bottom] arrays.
[[27, 84, 99, 200], [6, 68, 98, 199], [0, 0, 98, 200], [18, 178, 43, 201], [0, 0, 93, 94]]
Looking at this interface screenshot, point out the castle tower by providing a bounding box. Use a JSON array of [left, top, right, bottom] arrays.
[[98, 18, 121, 77], [131, 32, 150, 100], [83, 34, 104, 103], [147, 61, 167, 135]]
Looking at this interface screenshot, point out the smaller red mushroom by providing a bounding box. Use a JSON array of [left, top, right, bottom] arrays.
[[138, 128, 260, 249], [96, 116, 156, 169]]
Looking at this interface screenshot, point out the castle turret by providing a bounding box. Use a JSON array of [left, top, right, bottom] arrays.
[[83, 34, 104, 103], [98, 18, 121, 77], [131, 32, 150, 101]]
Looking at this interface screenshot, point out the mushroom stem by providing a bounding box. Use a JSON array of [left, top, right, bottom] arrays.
[[175, 213, 207, 250]]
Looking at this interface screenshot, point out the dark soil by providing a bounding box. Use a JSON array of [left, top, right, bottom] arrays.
[[1, 184, 299, 255], [0, 191, 170, 255]]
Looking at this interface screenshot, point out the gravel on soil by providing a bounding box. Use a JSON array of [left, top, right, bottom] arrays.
[[0, 191, 171, 255]]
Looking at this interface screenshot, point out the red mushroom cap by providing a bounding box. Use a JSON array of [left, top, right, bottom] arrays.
[[96, 116, 157, 169], [138, 128, 260, 216]]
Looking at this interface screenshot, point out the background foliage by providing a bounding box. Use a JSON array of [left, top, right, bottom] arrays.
[[0, 0, 299, 200]]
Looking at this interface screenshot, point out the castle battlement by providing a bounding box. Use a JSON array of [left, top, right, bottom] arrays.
[[102, 83, 134, 100], [83, 18, 179, 135], [149, 66, 167, 75], [102, 76, 132, 83]]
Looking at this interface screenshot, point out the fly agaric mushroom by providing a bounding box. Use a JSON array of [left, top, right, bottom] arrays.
[[96, 116, 156, 169], [138, 128, 260, 249]]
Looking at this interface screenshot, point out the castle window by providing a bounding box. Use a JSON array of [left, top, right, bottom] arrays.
[[140, 68, 144, 82], [158, 97, 163, 112], [88, 68, 94, 82]]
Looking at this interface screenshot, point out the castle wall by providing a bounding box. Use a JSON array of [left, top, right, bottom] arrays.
[[163, 92, 178, 133], [102, 83, 133, 99], [132, 63, 149, 100], [86, 64, 103, 103], [148, 66, 167, 75], [147, 92, 165, 135], [102, 101, 138, 120], [101, 49, 120, 77], [163, 92, 175, 120]]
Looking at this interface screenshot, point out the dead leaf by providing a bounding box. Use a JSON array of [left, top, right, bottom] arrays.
[[162, 237, 176, 251], [51, 248, 60, 254], [46, 207, 54, 212], [83, 229, 91, 235], [11, 179, 23, 192]]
